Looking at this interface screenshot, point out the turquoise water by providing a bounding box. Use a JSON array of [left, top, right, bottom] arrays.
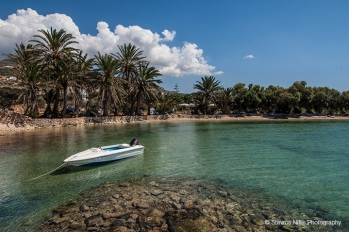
[[0, 120, 348, 231]]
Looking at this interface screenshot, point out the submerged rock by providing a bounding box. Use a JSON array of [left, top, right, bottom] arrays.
[[165, 209, 214, 232], [37, 176, 343, 232]]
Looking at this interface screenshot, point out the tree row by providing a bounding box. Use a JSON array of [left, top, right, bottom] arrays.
[[3, 28, 349, 117]]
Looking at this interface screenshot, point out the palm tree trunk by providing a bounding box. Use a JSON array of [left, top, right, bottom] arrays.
[[30, 87, 38, 117], [53, 86, 61, 115], [130, 101, 136, 115], [103, 87, 110, 116], [60, 85, 68, 117], [45, 104, 52, 117], [28, 87, 35, 117], [74, 88, 81, 114], [24, 91, 30, 116], [135, 90, 143, 115]]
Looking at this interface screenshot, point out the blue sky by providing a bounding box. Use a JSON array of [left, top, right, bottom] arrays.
[[0, 0, 348, 93]]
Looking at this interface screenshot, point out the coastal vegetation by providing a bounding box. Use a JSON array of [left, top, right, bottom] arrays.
[[1, 27, 349, 118]]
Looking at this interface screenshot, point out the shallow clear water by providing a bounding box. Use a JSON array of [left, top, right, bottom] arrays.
[[0, 120, 348, 231]]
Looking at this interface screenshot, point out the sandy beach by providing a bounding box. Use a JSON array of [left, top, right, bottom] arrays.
[[1, 114, 349, 133]]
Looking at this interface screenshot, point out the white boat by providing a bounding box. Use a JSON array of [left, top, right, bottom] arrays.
[[63, 139, 144, 166]]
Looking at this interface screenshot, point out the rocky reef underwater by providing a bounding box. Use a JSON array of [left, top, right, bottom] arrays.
[[38, 176, 346, 232]]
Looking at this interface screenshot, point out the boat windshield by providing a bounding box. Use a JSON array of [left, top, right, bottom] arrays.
[[103, 147, 121, 151]]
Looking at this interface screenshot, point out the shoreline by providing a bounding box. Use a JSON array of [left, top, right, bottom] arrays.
[[1, 114, 349, 133]]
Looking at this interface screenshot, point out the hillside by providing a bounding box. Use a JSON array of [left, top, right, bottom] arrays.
[[0, 59, 16, 77], [0, 58, 16, 67]]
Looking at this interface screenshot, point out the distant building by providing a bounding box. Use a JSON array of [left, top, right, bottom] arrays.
[[6, 76, 17, 81]]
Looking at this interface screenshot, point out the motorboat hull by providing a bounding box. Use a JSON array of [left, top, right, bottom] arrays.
[[63, 144, 144, 166]]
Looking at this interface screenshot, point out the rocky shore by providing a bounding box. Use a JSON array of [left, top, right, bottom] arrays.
[[0, 112, 172, 132], [37, 176, 342, 232]]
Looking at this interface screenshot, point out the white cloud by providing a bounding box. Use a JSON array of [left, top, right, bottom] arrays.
[[0, 8, 222, 77], [161, 29, 176, 41], [243, 54, 254, 59]]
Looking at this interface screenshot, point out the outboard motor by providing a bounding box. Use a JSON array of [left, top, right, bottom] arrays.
[[130, 138, 139, 147]]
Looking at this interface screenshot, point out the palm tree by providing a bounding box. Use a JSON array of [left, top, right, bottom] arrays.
[[193, 76, 221, 114], [4, 43, 43, 117], [215, 87, 234, 114], [30, 27, 79, 65], [112, 43, 145, 114], [73, 51, 95, 114], [42, 88, 56, 117], [134, 62, 162, 115], [4, 43, 39, 65], [79, 70, 100, 115], [30, 27, 79, 115], [155, 93, 175, 115], [94, 52, 121, 116], [112, 43, 145, 82], [51, 57, 78, 116]]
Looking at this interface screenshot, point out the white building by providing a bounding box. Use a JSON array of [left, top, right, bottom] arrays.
[[6, 76, 17, 81]]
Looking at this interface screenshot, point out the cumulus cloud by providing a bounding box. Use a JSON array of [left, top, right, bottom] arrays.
[[0, 8, 222, 77], [243, 54, 254, 59], [161, 30, 176, 41]]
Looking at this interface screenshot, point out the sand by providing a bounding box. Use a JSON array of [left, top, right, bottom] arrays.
[[1, 114, 349, 133]]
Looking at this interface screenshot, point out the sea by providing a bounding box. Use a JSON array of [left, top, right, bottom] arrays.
[[0, 120, 348, 231]]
